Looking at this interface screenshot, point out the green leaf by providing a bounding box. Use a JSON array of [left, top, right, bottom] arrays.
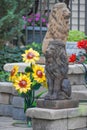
[[25, 66, 33, 73], [32, 83, 41, 90]]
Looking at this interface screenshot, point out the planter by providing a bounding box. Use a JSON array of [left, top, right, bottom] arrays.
[[66, 42, 85, 56], [26, 26, 47, 43]]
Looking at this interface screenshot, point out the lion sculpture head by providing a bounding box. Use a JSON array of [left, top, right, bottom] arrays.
[[42, 3, 70, 54]]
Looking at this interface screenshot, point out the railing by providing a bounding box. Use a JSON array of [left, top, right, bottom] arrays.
[[19, 0, 87, 45]]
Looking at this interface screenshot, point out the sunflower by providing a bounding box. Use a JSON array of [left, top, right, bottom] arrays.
[[9, 65, 19, 81], [42, 78, 48, 88], [32, 65, 46, 83], [13, 73, 32, 93], [22, 48, 40, 64]]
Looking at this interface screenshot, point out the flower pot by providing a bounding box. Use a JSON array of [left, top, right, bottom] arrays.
[[26, 26, 47, 43], [66, 42, 85, 56]]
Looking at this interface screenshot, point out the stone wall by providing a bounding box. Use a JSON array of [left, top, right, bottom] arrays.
[[4, 63, 87, 100], [0, 82, 25, 120], [1, 63, 87, 120]]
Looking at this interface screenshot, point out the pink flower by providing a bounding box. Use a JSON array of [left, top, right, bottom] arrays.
[[27, 18, 32, 22], [22, 16, 26, 21], [35, 17, 39, 21], [42, 18, 46, 23], [46, 23, 48, 27], [35, 13, 40, 18]]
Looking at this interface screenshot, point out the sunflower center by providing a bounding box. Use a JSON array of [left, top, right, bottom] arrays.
[[11, 69, 15, 76], [36, 70, 43, 78], [19, 80, 27, 88], [27, 52, 35, 59]]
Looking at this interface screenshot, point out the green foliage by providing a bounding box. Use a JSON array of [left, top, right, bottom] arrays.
[[0, 0, 33, 41], [0, 42, 42, 81], [0, 45, 26, 71], [67, 30, 86, 42], [26, 42, 42, 55], [0, 71, 10, 82]]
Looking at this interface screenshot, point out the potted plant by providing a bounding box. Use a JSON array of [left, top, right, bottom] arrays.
[[22, 13, 48, 43], [66, 30, 87, 56]]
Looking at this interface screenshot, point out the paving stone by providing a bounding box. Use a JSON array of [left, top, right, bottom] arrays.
[[0, 117, 32, 130]]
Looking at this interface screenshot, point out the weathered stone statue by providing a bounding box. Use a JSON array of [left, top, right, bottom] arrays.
[[42, 3, 71, 100], [42, 3, 70, 54], [45, 40, 71, 100]]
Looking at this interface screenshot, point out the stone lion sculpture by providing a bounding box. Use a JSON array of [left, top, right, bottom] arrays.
[[45, 40, 71, 100], [42, 3, 70, 54], [43, 3, 71, 100]]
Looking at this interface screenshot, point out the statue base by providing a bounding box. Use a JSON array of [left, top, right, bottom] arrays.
[[37, 99, 79, 109], [26, 103, 87, 130]]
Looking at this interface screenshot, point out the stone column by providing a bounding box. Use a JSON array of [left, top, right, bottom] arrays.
[[26, 104, 87, 130]]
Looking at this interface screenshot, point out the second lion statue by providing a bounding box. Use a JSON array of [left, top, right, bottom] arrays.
[[45, 40, 71, 100], [43, 3, 71, 100]]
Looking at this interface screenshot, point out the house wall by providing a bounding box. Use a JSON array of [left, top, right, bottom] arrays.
[[71, 0, 85, 31]]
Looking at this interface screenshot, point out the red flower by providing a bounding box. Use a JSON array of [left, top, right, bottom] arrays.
[[77, 40, 87, 49], [69, 54, 76, 63]]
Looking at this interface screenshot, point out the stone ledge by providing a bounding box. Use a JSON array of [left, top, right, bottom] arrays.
[[72, 91, 87, 100], [72, 85, 87, 91], [0, 82, 13, 93], [26, 104, 87, 120], [4, 63, 87, 74]]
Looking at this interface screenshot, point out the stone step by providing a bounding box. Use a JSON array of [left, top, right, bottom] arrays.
[[72, 91, 87, 101]]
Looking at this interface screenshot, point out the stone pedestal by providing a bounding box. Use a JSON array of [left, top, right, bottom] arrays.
[[26, 103, 87, 130], [37, 99, 79, 109]]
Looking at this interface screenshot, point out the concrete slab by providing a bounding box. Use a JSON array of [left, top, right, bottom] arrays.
[[0, 116, 32, 130]]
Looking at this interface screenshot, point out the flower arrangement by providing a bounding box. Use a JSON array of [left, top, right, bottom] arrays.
[[69, 40, 87, 84], [69, 40, 87, 63], [23, 13, 48, 27], [9, 48, 47, 112]]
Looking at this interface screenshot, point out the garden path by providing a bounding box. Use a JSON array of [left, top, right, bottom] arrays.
[[0, 116, 32, 130]]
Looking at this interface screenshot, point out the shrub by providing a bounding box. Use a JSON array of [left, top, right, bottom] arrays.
[[0, 42, 42, 72], [0, 46, 26, 71], [67, 30, 87, 42]]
